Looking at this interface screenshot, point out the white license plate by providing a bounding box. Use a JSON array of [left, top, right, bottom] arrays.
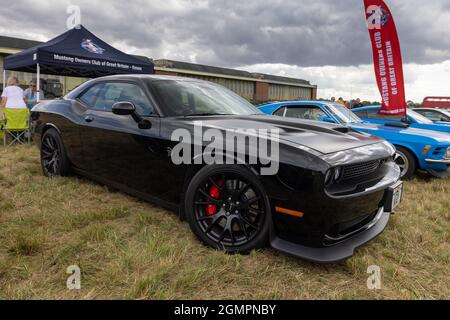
[[391, 183, 403, 210]]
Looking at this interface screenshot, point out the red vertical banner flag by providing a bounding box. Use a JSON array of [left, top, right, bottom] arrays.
[[364, 0, 406, 115]]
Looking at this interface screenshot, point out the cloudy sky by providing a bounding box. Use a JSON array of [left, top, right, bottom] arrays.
[[1, 0, 449, 102]]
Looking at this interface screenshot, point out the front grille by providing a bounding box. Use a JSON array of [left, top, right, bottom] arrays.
[[324, 209, 380, 246], [341, 159, 382, 181]]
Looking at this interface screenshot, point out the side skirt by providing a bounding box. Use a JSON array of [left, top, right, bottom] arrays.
[[72, 167, 180, 213]]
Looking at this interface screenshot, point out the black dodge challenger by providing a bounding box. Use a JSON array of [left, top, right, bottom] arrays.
[[31, 75, 403, 263]]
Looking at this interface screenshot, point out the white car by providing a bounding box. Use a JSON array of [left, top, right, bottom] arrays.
[[413, 108, 450, 123]]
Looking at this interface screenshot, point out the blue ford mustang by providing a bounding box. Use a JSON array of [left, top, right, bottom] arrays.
[[352, 105, 450, 134], [259, 101, 450, 178]]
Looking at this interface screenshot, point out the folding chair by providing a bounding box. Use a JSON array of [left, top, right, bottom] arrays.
[[1, 108, 31, 146], [0, 118, 3, 141]]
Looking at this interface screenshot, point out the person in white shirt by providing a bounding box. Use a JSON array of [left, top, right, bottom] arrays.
[[1, 76, 26, 110]]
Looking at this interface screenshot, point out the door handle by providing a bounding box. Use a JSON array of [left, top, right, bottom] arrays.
[[84, 115, 94, 123]]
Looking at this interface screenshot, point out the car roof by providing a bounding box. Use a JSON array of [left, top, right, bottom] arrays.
[[91, 74, 211, 83], [65, 74, 214, 100], [414, 108, 444, 111], [259, 101, 331, 108], [352, 105, 380, 111], [257, 101, 332, 114]]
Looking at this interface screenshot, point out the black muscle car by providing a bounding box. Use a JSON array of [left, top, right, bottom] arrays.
[[31, 75, 402, 263]]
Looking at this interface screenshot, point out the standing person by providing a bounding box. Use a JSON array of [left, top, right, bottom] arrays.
[[336, 97, 346, 106], [1, 76, 26, 110], [24, 79, 44, 110], [351, 98, 363, 109], [345, 101, 351, 109]]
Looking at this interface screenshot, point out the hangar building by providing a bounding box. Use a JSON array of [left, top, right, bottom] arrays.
[[0, 35, 317, 104]]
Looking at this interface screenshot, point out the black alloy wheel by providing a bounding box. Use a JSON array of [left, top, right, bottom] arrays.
[[40, 128, 71, 177], [185, 165, 270, 253]]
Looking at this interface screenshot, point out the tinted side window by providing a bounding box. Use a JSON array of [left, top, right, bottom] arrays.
[[419, 110, 441, 121], [111, 83, 154, 115], [366, 109, 402, 121], [389, 115, 404, 121], [285, 106, 326, 121], [93, 83, 122, 111], [353, 110, 368, 118], [81, 82, 154, 115], [273, 107, 285, 116], [366, 109, 384, 119], [79, 83, 104, 106]]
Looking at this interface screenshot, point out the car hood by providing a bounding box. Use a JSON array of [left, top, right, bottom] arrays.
[[174, 115, 383, 155], [414, 123, 450, 133], [352, 122, 450, 143]]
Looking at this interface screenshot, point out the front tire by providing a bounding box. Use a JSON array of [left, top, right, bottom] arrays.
[[184, 165, 271, 254], [394, 146, 416, 179], [40, 128, 71, 177]]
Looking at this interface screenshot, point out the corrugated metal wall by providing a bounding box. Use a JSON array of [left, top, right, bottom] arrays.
[[0, 55, 313, 101], [268, 84, 312, 101], [180, 73, 255, 100]]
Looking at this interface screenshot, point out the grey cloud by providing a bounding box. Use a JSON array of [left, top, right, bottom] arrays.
[[0, 0, 449, 68]]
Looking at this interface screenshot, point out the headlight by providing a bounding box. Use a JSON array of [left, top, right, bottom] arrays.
[[324, 167, 343, 186], [324, 169, 333, 186], [445, 147, 450, 159], [334, 167, 342, 181], [382, 141, 396, 156]]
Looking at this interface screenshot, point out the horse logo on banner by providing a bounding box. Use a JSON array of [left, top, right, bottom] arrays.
[[367, 5, 391, 29], [81, 39, 105, 54]]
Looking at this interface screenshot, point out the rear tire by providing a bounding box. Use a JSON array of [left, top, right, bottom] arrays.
[[394, 146, 416, 179], [40, 128, 71, 177], [184, 165, 271, 254]]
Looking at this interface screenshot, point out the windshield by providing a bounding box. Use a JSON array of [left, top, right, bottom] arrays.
[[148, 79, 261, 117], [408, 110, 433, 124], [327, 104, 362, 124]]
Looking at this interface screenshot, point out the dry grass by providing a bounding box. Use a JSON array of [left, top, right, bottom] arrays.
[[0, 145, 448, 300]]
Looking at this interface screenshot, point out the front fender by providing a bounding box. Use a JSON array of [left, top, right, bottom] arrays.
[[389, 140, 449, 172]]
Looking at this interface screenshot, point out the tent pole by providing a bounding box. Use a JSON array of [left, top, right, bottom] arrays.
[[36, 64, 40, 102], [2, 69, 5, 91]]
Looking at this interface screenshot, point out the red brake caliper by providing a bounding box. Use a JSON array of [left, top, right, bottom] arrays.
[[206, 178, 224, 215]]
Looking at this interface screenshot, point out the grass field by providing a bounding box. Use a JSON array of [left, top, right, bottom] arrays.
[[0, 145, 448, 299]]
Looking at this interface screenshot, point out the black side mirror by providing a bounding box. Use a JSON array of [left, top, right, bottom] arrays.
[[112, 101, 135, 116], [112, 101, 151, 129]]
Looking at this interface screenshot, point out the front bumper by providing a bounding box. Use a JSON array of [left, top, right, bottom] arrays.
[[425, 158, 450, 164], [268, 162, 401, 263], [424, 158, 450, 178], [270, 208, 390, 263]]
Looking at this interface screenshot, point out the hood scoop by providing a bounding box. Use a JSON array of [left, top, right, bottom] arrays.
[[186, 115, 383, 154], [333, 127, 351, 133]]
